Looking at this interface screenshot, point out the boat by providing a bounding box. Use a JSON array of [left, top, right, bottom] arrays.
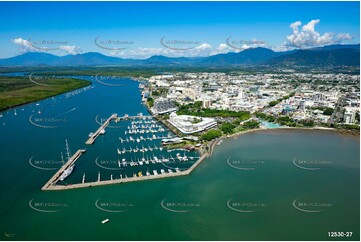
[[160, 169, 165, 174], [153, 170, 158, 175], [100, 129, 106, 135], [101, 219, 109, 224], [88, 132, 94, 138], [168, 169, 173, 173], [59, 165, 74, 181]]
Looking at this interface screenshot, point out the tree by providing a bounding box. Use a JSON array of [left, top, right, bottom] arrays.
[[242, 120, 260, 129], [323, 108, 334, 116], [269, 100, 279, 107], [201, 129, 222, 141], [220, 122, 236, 134]]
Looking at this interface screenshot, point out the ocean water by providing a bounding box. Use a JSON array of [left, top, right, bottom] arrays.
[[0, 76, 359, 240]]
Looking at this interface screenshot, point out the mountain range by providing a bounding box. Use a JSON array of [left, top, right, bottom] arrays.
[[0, 44, 359, 67]]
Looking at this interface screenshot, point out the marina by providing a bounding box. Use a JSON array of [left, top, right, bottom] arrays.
[[42, 111, 203, 190], [42, 153, 208, 190]]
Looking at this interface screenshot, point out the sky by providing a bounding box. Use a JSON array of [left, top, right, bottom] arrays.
[[0, 1, 359, 59]]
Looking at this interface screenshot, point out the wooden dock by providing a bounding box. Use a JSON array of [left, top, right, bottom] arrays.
[[86, 113, 118, 145], [41, 149, 86, 190], [86, 113, 154, 145]]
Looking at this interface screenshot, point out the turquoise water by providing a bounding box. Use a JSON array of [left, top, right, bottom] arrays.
[[260, 120, 282, 128], [0, 76, 359, 240]]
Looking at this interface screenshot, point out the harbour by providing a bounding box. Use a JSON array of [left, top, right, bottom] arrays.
[[0, 75, 358, 240]]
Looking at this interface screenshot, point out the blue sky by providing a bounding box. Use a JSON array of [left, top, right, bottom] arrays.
[[0, 1, 359, 58]]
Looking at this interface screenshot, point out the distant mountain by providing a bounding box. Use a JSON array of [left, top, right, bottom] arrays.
[[268, 48, 360, 66], [310, 44, 360, 51], [0, 52, 60, 66], [0, 44, 359, 67], [199, 47, 285, 65], [55, 52, 136, 66]]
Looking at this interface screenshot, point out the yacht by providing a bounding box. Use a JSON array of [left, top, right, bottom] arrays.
[[59, 165, 74, 181]]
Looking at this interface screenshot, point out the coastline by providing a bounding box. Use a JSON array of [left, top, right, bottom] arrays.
[[0, 78, 92, 112], [206, 126, 359, 158]]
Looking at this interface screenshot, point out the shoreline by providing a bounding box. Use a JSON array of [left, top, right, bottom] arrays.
[[206, 126, 359, 158], [0, 78, 92, 112]]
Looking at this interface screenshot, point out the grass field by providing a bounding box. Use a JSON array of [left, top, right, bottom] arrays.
[[0, 76, 91, 111]]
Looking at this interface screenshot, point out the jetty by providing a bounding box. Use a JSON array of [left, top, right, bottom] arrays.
[[87, 113, 154, 145], [41, 149, 86, 190], [42, 153, 208, 191], [86, 113, 118, 145]]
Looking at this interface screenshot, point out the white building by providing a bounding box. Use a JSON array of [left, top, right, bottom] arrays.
[[168, 113, 217, 134]]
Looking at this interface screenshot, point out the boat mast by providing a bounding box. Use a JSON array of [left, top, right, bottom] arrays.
[[60, 152, 65, 164], [65, 139, 72, 161]]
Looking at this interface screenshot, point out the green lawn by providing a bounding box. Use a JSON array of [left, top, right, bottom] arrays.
[[0, 76, 91, 111]]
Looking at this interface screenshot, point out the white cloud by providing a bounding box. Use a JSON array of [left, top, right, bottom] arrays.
[[110, 42, 224, 59], [11, 37, 82, 55], [282, 19, 354, 50], [59, 45, 82, 55], [12, 38, 37, 52]]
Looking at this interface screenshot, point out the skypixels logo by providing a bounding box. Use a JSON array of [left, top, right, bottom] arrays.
[[292, 199, 332, 213], [94, 37, 134, 51], [29, 199, 68, 213], [227, 199, 266, 213], [160, 37, 201, 51], [160, 199, 201, 213], [95, 199, 134, 213], [292, 157, 332, 171], [226, 157, 266, 170]]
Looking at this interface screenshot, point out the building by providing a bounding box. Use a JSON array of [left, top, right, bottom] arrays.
[[151, 98, 177, 115], [344, 107, 357, 124], [168, 113, 217, 134]]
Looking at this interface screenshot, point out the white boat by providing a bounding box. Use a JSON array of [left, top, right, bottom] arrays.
[[160, 169, 165, 174], [153, 170, 158, 175], [59, 165, 74, 181], [102, 219, 109, 224], [100, 129, 106, 135], [168, 169, 173, 173]]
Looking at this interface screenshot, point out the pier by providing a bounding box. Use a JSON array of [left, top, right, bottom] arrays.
[[86, 113, 118, 145], [86, 113, 153, 145], [41, 149, 86, 190], [42, 153, 208, 191]]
